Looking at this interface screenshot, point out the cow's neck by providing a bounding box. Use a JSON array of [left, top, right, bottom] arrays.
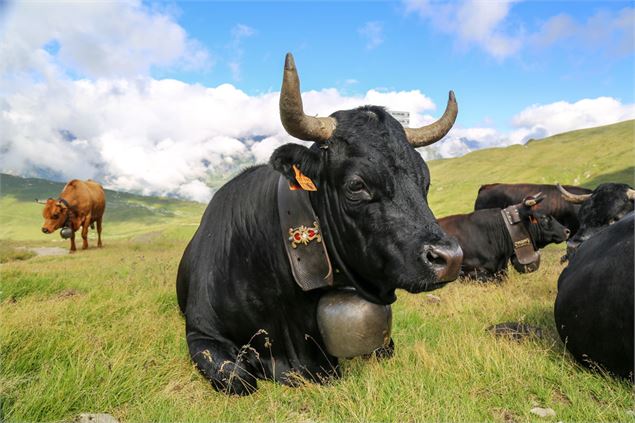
[[526, 223, 545, 249], [310, 184, 393, 305]]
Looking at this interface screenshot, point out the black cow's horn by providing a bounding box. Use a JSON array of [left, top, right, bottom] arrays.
[[405, 91, 458, 147], [279, 53, 336, 143], [524, 192, 543, 206], [557, 184, 591, 204], [627, 188, 635, 201]]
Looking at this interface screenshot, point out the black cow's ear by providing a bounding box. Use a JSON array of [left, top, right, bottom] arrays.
[[270, 143, 322, 185]]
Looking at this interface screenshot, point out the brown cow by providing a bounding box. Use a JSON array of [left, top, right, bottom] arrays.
[[39, 179, 106, 252]]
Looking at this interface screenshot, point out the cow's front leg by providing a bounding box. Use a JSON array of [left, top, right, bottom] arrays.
[[69, 231, 77, 253], [187, 333, 258, 396], [81, 215, 91, 249]]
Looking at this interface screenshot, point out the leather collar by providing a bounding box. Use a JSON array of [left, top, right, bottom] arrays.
[[501, 205, 540, 272], [277, 176, 333, 291], [58, 197, 75, 231]]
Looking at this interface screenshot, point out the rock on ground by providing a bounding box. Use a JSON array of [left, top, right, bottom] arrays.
[[530, 407, 556, 418]]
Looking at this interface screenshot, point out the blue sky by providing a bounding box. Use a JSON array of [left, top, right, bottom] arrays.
[[0, 0, 633, 201], [159, 1, 634, 129]]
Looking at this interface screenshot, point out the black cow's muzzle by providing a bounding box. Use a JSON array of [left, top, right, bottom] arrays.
[[421, 240, 463, 283]]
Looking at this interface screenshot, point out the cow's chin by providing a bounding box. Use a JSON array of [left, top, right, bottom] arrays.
[[352, 281, 397, 305], [399, 276, 450, 294]]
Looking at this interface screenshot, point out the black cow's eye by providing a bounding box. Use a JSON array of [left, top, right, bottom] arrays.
[[345, 178, 371, 202], [52, 214, 59, 219], [348, 180, 364, 192]]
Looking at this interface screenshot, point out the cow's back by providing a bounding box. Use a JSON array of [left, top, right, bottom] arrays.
[[555, 213, 634, 377], [62, 179, 105, 218], [474, 183, 591, 235]]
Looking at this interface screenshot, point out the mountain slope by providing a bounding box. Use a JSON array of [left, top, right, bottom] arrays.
[[1, 119, 633, 239], [428, 119, 634, 216], [0, 174, 205, 240]]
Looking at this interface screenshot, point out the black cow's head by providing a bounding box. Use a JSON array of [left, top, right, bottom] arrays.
[[519, 194, 570, 248], [270, 53, 462, 305], [558, 183, 635, 254]]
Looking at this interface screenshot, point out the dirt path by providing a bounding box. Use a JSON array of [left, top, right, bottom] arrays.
[[20, 246, 68, 256]]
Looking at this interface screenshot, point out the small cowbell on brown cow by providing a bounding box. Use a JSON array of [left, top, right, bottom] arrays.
[[36, 179, 106, 252]]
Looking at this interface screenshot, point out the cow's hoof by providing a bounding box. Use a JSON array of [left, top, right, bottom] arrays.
[[363, 338, 395, 360], [374, 338, 395, 360], [211, 364, 258, 396]]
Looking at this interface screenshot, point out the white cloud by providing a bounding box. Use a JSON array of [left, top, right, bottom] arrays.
[[0, 1, 211, 80], [509, 97, 635, 143], [0, 75, 443, 202], [404, 0, 521, 59], [404, 1, 634, 60], [226, 24, 256, 81], [421, 96, 635, 160], [359, 21, 384, 50], [529, 7, 635, 57]]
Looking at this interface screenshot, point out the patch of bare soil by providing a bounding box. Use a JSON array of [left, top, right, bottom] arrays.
[[27, 247, 69, 256]]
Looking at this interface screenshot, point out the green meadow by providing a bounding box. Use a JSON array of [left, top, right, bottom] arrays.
[[1, 120, 634, 422]]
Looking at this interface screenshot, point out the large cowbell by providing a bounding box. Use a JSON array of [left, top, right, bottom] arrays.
[[60, 226, 73, 239], [511, 253, 540, 273], [317, 289, 392, 358]]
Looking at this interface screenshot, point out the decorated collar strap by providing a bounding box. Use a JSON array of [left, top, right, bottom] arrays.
[[58, 198, 75, 231], [277, 176, 333, 291], [500, 205, 540, 272]]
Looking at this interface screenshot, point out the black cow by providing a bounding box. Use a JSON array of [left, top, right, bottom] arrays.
[[474, 183, 592, 235], [554, 212, 634, 379], [176, 53, 463, 395], [439, 195, 569, 280], [557, 183, 635, 256]]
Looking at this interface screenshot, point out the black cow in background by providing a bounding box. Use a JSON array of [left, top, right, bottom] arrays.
[[176, 53, 463, 395], [554, 212, 634, 379], [438, 195, 569, 281], [557, 183, 635, 256], [474, 183, 592, 235]]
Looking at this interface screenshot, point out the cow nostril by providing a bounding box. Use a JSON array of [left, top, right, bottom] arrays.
[[422, 243, 463, 283], [42, 227, 49, 234], [564, 228, 571, 239], [426, 249, 446, 267]]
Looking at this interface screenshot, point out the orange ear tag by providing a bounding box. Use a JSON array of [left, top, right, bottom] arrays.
[[290, 165, 317, 191]]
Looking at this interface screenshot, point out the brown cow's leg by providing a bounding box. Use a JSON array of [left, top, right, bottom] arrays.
[[70, 232, 76, 252], [81, 216, 90, 249], [97, 218, 103, 248]]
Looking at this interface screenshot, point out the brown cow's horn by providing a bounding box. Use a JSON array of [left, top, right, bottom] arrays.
[[35, 199, 47, 205], [279, 53, 336, 143], [557, 183, 591, 204], [405, 90, 458, 147], [627, 188, 635, 201]]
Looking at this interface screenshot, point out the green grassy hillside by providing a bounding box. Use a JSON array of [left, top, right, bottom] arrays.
[[0, 174, 205, 240], [1, 120, 634, 422], [428, 119, 634, 216]]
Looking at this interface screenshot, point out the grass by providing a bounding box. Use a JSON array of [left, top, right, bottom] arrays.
[[1, 120, 634, 422], [427, 119, 635, 216]]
